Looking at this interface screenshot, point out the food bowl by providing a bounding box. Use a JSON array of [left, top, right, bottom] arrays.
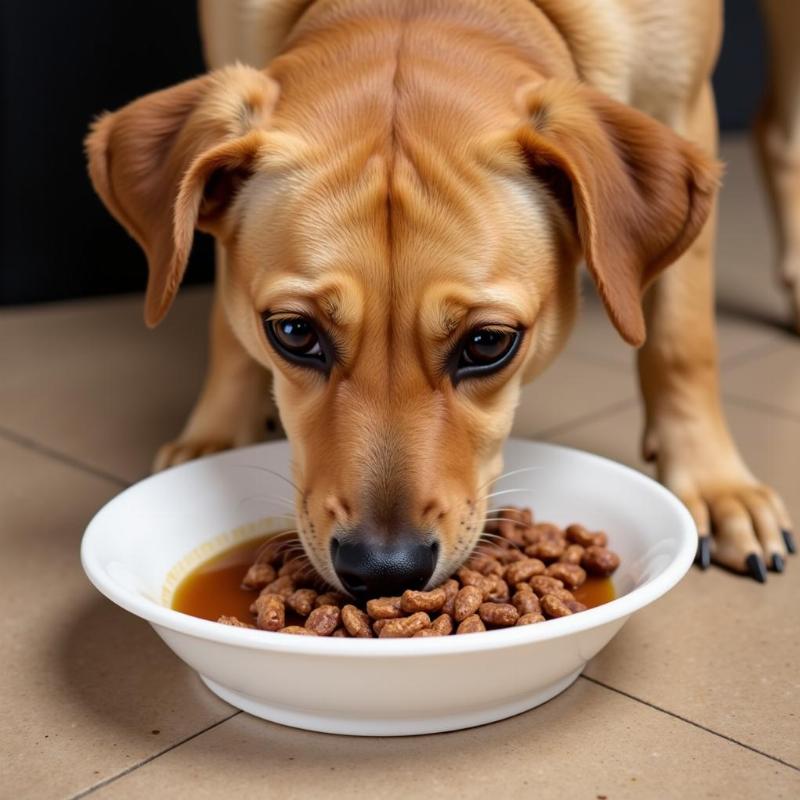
[[81, 439, 695, 736]]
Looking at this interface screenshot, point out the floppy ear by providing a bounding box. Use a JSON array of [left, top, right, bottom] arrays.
[[85, 65, 278, 326], [516, 81, 721, 346]]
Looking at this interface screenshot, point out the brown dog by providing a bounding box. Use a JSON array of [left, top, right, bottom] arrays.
[[86, 0, 793, 594]]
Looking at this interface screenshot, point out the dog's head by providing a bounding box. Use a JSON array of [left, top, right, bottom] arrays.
[[86, 65, 718, 597]]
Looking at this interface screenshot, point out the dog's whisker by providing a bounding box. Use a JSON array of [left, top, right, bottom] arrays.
[[474, 466, 545, 494], [233, 464, 304, 495], [237, 493, 296, 509], [476, 531, 508, 541], [479, 487, 535, 501], [481, 518, 527, 527]]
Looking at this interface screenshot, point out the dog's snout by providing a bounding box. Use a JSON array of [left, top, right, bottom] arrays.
[[331, 530, 439, 599]]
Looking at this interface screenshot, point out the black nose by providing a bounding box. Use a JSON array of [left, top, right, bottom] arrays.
[[331, 530, 439, 599]]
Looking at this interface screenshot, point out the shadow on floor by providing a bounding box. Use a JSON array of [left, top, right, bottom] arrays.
[[54, 592, 229, 738]]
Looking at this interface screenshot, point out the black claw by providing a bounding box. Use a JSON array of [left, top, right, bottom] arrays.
[[771, 553, 785, 573], [746, 553, 767, 583], [695, 536, 711, 570], [782, 529, 796, 555]]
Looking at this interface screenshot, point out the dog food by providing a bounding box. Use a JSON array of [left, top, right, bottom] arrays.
[[172, 507, 621, 637]]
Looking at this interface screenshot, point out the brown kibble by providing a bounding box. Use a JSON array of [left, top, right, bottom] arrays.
[[453, 585, 483, 621], [497, 517, 526, 546], [565, 524, 595, 547], [478, 602, 519, 627], [559, 544, 585, 565], [440, 579, 459, 616], [541, 594, 573, 618], [529, 575, 565, 597], [315, 592, 347, 608], [516, 612, 545, 626], [279, 625, 317, 635], [512, 587, 541, 616], [581, 546, 621, 577], [456, 567, 491, 595], [484, 575, 510, 603], [431, 613, 453, 635], [305, 605, 340, 636], [286, 588, 317, 616], [549, 587, 578, 604], [414, 628, 443, 637], [332, 627, 349, 637], [366, 596, 403, 619], [241, 562, 276, 590], [466, 554, 505, 577], [525, 537, 566, 561], [504, 557, 546, 585], [566, 600, 588, 613], [262, 575, 295, 599], [372, 619, 389, 635], [217, 615, 254, 628], [592, 532, 609, 547], [502, 548, 525, 564], [456, 614, 486, 634], [545, 562, 587, 590], [401, 586, 447, 613], [254, 592, 285, 631], [341, 604, 373, 638], [379, 612, 431, 638]]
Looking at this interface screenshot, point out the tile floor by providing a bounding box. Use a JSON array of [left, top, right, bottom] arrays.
[[1, 137, 798, 799]]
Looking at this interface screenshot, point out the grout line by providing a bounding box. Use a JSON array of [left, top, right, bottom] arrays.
[[532, 397, 639, 441], [722, 393, 800, 425], [0, 424, 131, 489], [579, 675, 799, 772], [69, 711, 242, 799], [718, 337, 788, 370]]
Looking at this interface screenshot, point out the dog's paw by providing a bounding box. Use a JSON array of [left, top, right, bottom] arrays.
[[655, 437, 794, 581], [152, 412, 285, 472], [152, 438, 235, 472]]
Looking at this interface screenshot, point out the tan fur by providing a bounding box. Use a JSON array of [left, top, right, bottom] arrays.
[[756, 0, 800, 331], [86, 0, 791, 584]]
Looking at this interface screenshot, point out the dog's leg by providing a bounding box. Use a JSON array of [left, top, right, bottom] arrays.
[[638, 82, 793, 578], [153, 244, 280, 471], [755, 0, 800, 332]]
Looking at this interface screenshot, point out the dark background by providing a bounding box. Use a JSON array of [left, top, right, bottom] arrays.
[[0, 0, 767, 306]]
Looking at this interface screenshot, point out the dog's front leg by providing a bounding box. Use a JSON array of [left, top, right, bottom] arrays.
[[638, 83, 793, 579], [755, 0, 800, 332], [153, 245, 279, 471]]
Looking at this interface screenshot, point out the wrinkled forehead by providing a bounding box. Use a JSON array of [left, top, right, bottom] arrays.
[[234, 148, 555, 327]]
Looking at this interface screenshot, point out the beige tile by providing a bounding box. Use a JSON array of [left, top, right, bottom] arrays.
[[0, 437, 233, 800], [93, 679, 797, 800], [0, 287, 212, 484], [565, 284, 783, 373], [544, 401, 800, 764], [723, 341, 800, 418], [512, 353, 636, 438]]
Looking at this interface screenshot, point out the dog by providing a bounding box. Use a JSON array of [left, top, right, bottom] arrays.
[[86, 0, 794, 595]]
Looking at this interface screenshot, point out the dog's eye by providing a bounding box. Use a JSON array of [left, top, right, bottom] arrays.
[[454, 326, 521, 381], [263, 314, 329, 371]]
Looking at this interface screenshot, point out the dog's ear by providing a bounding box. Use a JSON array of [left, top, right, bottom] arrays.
[[515, 81, 721, 346], [85, 65, 278, 326]]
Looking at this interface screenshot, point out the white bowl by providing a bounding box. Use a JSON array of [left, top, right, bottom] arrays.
[[81, 439, 695, 736]]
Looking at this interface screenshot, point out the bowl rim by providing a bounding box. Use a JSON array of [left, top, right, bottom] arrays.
[[81, 439, 697, 658]]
